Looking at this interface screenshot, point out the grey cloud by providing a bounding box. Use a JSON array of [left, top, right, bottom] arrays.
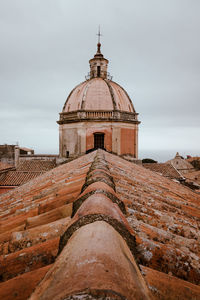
[[0, 0, 199, 161]]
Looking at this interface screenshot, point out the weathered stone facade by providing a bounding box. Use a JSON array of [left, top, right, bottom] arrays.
[[58, 42, 140, 158], [0, 145, 34, 165]]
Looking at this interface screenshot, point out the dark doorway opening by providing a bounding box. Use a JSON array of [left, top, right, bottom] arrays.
[[94, 133, 104, 149], [97, 66, 101, 77]]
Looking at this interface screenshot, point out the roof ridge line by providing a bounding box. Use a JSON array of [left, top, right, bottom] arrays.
[[29, 149, 153, 299]]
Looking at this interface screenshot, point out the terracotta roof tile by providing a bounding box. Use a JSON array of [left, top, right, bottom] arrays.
[[9, 217, 71, 253], [19, 147, 34, 152], [17, 160, 56, 172], [0, 237, 59, 282], [0, 163, 13, 172], [104, 151, 200, 285], [187, 156, 200, 162], [26, 203, 72, 229], [38, 193, 77, 214], [0, 160, 56, 188], [0, 223, 26, 249], [0, 265, 52, 300], [29, 221, 151, 300], [184, 170, 200, 185], [0, 149, 199, 299], [0, 208, 38, 234], [143, 162, 183, 179], [0, 154, 94, 219], [0, 171, 44, 186], [141, 265, 200, 300]]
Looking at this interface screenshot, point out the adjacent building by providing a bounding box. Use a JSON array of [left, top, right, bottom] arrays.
[[0, 145, 57, 194], [166, 152, 194, 174]]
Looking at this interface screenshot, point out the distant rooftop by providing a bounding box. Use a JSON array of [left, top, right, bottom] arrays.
[[0, 159, 57, 188], [143, 162, 184, 180]]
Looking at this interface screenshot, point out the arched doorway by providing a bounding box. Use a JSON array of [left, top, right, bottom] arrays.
[[94, 132, 105, 149]]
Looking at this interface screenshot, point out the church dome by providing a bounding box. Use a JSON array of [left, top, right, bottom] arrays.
[[62, 78, 135, 113], [58, 39, 139, 125], [58, 35, 140, 159]]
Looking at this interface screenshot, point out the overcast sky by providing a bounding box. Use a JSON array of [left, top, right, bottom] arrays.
[[0, 0, 199, 162]]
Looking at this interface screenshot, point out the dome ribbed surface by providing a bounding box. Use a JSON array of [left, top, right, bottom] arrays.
[[63, 78, 135, 113]]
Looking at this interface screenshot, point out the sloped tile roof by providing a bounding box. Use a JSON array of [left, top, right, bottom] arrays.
[[187, 156, 200, 162], [105, 152, 200, 285], [0, 160, 56, 187], [166, 156, 194, 173], [0, 150, 199, 299], [17, 160, 56, 172], [0, 171, 44, 186], [0, 163, 13, 172], [184, 170, 200, 188], [19, 147, 34, 152], [143, 162, 183, 179], [185, 170, 200, 180]]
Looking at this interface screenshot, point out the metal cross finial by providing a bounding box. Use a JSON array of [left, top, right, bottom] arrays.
[[96, 25, 102, 44]]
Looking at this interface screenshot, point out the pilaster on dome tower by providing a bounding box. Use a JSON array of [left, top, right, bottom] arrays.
[[89, 29, 108, 79]]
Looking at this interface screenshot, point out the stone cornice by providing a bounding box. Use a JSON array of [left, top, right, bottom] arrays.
[[57, 110, 140, 125]]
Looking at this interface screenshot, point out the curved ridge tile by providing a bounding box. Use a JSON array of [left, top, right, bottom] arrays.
[[81, 151, 116, 193], [59, 193, 136, 256], [29, 221, 152, 300], [72, 187, 126, 217]]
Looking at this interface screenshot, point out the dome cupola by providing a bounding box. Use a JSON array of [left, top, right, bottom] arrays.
[[89, 42, 108, 79]]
